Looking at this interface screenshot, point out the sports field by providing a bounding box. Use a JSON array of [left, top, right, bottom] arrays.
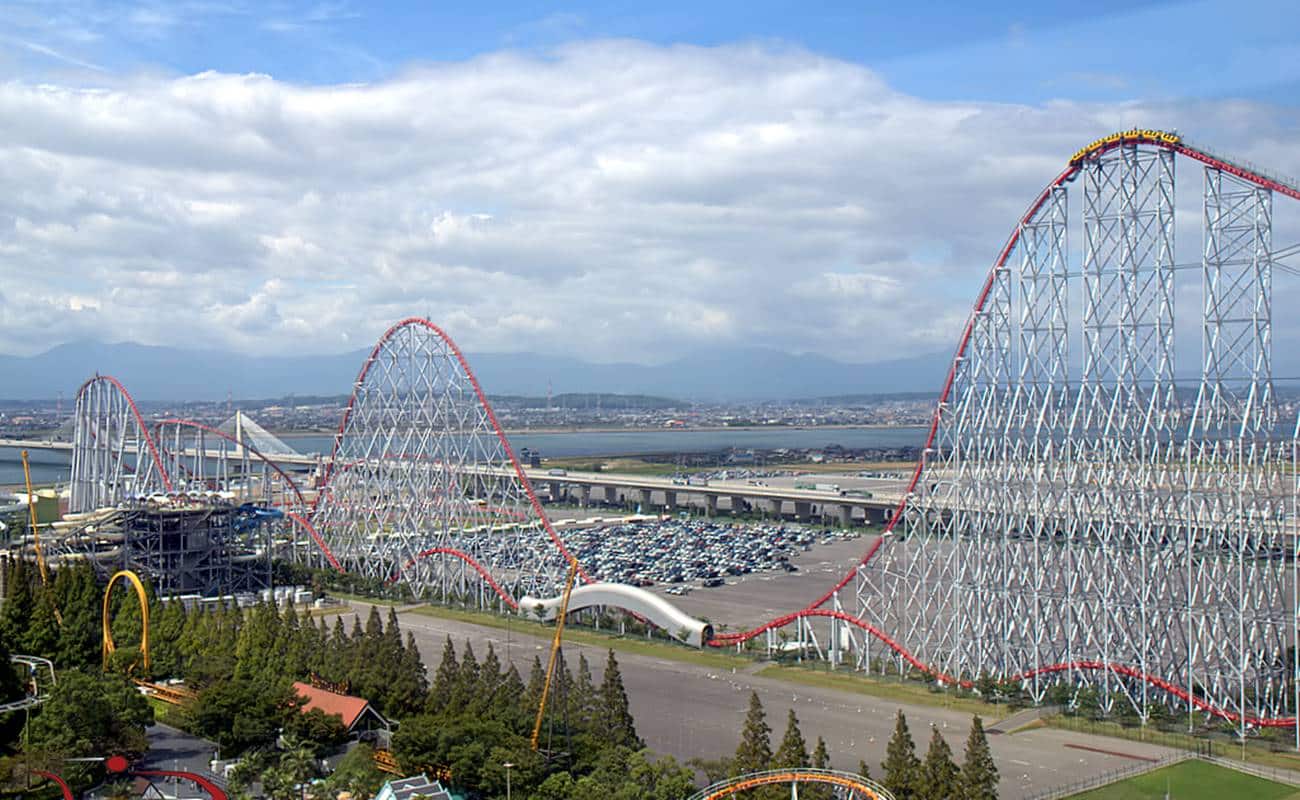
[[1070, 760, 1300, 799]]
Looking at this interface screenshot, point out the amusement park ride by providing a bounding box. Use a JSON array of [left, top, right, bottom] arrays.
[[14, 129, 1300, 797]]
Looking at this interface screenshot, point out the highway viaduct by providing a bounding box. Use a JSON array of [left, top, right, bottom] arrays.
[[1, 438, 904, 524]]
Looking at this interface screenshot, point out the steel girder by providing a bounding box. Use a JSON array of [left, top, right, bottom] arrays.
[[70, 376, 170, 513], [310, 320, 568, 605], [856, 143, 1297, 733]]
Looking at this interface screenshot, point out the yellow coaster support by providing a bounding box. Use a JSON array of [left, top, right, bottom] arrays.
[[103, 569, 150, 673]]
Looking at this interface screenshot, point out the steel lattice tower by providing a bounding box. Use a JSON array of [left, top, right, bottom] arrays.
[[854, 136, 1299, 736], [70, 376, 171, 513], [310, 318, 573, 605]]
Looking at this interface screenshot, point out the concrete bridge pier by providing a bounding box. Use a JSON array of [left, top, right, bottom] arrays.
[[548, 482, 563, 502], [580, 485, 591, 507], [767, 498, 783, 519], [637, 488, 652, 509], [704, 494, 717, 517], [664, 491, 677, 512], [604, 486, 619, 505], [838, 504, 854, 527], [794, 501, 812, 522], [729, 496, 747, 515]]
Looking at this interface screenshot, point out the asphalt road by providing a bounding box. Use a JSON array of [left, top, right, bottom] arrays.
[[328, 601, 1177, 800]]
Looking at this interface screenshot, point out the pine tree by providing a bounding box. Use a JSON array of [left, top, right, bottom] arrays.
[[450, 640, 480, 715], [384, 631, 426, 718], [882, 709, 920, 800], [732, 691, 772, 777], [800, 735, 832, 800], [919, 725, 960, 800], [474, 642, 502, 713], [525, 655, 546, 710], [494, 663, 526, 729], [574, 652, 597, 721], [858, 759, 872, 780], [598, 648, 639, 748], [812, 736, 829, 770], [0, 559, 35, 649], [959, 715, 999, 800], [24, 586, 60, 659], [53, 563, 99, 670], [426, 636, 459, 716], [773, 708, 809, 769]]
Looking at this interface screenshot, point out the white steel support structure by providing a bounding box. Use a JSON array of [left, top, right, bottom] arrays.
[[310, 319, 571, 605], [70, 376, 169, 513], [853, 140, 1300, 734]]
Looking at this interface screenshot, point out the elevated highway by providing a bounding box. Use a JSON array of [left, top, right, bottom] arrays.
[[3, 437, 902, 523]]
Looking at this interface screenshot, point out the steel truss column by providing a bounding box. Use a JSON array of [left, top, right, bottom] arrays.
[[312, 320, 569, 604], [1187, 166, 1287, 737]]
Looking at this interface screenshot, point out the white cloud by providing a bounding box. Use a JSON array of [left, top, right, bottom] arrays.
[[0, 40, 1297, 368]]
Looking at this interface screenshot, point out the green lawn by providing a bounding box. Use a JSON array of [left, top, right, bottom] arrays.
[[1069, 760, 1300, 799]]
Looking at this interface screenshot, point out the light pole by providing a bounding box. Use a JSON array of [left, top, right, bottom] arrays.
[[503, 761, 514, 800]]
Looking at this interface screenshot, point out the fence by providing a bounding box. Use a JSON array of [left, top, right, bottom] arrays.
[[1025, 752, 1192, 799]]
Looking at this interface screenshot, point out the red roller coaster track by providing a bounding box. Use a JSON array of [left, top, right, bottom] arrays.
[[75, 374, 174, 494], [316, 316, 592, 584], [388, 546, 519, 609], [703, 133, 1300, 730]]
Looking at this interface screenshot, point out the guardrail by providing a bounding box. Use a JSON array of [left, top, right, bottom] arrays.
[[1025, 752, 1192, 799]]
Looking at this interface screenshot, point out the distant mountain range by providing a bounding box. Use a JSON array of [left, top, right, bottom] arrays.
[[0, 340, 952, 402]]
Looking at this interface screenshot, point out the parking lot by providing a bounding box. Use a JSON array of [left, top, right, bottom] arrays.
[[563, 518, 863, 591]]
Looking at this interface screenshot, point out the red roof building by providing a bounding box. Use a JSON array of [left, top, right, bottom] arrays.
[[293, 681, 389, 733]]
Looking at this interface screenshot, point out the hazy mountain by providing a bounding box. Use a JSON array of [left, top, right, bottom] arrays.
[[0, 340, 950, 402]]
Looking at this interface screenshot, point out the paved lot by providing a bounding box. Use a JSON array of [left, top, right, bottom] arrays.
[[669, 534, 873, 631], [331, 601, 1177, 800]]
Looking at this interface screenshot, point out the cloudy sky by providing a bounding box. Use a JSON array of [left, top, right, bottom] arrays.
[[1, 0, 1298, 366]]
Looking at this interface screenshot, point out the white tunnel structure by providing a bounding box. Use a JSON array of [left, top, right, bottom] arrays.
[[519, 582, 714, 648]]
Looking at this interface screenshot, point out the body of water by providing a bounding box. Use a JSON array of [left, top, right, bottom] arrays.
[[0, 425, 927, 487]]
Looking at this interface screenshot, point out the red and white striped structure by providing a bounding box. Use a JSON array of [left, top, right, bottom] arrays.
[[309, 318, 582, 604], [713, 131, 1300, 740]]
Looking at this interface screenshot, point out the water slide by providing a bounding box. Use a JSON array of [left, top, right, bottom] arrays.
[[519, 582, 714, 647]]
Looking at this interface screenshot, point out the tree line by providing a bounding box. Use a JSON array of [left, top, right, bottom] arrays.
[[702, 692, 999, 800], [392, 636, 695, 799]]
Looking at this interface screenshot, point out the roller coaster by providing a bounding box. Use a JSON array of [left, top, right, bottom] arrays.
[[45, 129, 1300, 744]]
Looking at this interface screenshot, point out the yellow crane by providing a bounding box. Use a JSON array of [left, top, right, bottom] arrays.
[[531, 557, 580, 751], [21, 450, 61, 625], [20, 451, 50, 587]]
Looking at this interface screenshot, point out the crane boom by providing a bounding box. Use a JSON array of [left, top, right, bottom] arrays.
[[20, 450, 50, 587], [531, 558, 580, 751]]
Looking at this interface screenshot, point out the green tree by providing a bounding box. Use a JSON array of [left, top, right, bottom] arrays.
[[24, 586, 60, 659], [919, 725, 960, 800], [0, 559, 34, 650], [26, 669, 154, 789], [427, 636, 459, 716], [732, 691, 772, 776], [319, 742, 387, 797], [882, 709, 920, 800], [575, 651, 597, 719], [773, 708, 808, 769], [959, 715, 999, 800], [599, 649, 639, 748], [52, 564, 101, 670]]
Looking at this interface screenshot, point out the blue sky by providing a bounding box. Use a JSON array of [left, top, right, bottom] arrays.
[[6, 0, 1298, 102], [0, 1, 1297, 364]]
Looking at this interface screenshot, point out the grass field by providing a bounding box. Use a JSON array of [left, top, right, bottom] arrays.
[[1069, 760, 1300, 799], [753, 663, 1005, 718]]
